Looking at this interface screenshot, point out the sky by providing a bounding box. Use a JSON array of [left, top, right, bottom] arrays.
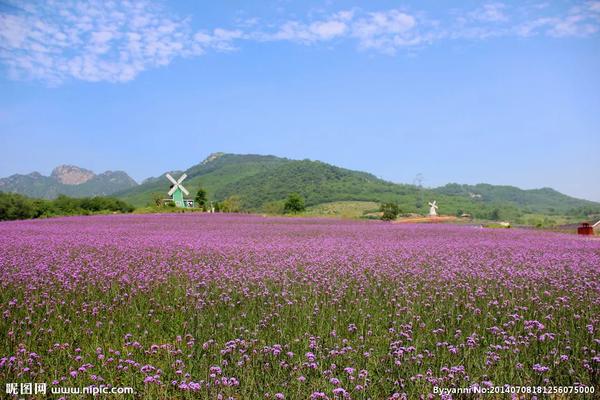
[[0, 1, 599, 201]]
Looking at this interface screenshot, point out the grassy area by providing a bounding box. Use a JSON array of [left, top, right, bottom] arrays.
[[301, 201, 381, 219]]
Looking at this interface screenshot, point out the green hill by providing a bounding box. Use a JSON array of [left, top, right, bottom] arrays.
[[433, 183, 598, 215], [113, 153, 289, 207], [114, 153, 600, 221]]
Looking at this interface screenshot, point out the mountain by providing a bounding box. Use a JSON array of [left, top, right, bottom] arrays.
[[113, 153, 289, 206], [51, 165, 95, 185], [433, 183, 598, 214], [113, 153, 599, 218], [3, 155, 596, 219], [0, 165, 138, 199]]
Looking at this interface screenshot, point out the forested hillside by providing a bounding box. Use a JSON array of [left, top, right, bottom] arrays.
[[114, 153, 600, 220]]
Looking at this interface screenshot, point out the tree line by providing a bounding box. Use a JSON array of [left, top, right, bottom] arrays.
[[0, 192, 134, 221]]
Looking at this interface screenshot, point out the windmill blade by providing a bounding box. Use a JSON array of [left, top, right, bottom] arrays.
[[166, 174, 178, 185], [179, 184, 190, 196], [177, 173, 187, 184], [168, 185, 178, 196]]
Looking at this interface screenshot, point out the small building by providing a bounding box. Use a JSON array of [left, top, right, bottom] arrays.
[[578, 222, 594, 235]]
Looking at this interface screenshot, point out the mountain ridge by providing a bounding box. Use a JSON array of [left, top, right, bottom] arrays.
[[111, 153, 599, 218], [2, 154, 598, 219], [0, 166, 138, 199]]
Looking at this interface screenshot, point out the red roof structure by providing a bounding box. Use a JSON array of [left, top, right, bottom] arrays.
[[578, 222, 594, 235]]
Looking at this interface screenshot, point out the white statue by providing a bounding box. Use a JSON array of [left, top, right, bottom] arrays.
[[428, 200, 438, 217]]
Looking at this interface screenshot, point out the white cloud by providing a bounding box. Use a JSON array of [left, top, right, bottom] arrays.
[[351, 10, 422, 53], [259, 9, 425, 53], [589, 1, 600, 12], [261, 11, 352, 43], [310, 20, 347, 39], [0, 1, 598, 85], [0, 0, 245, 84], [468, 3, 508, 22], [0, 0, 197, 84], [515, 2, 600, 37]]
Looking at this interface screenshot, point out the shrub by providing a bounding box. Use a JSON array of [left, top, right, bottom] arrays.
[[195, 187, 208, 210], [0, 192, 134, 221], [283, 193, 305, 214], [221, 195, 242, 213], [263, 200, 285, 215], [380, 203, 400, 221]]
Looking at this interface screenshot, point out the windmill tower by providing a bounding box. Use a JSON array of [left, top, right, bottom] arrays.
[[166, 173, 193, 208], [428, 200, 438, 217]]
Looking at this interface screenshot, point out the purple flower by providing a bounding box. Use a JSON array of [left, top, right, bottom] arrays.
[[533, 364, 549, 373]]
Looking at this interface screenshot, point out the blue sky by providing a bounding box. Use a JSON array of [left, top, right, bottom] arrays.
[[0, 1, 599, 201]]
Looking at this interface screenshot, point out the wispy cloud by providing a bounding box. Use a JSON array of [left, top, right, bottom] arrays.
[[1, 1, 599, 85], [0, 0, 242, 84], [467, 3, 509, 23], [514, 2, 600, 37], [256, 9, 437, 54], [255, 10, 353, 44], [1, 1, 188, 83]]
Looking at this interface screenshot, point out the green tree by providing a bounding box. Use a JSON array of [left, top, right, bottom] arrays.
[[195, 187, 208, 210], [490, 208, 501, 221], [380, 203, 400, 221], [0, 192, 35, 221], [151, 193, 163, 207], [283, 193, 305, 214], [221, 195, 242, 213], [263, 200, 285, 215], [415, 197, 423, 210], [0, 193, 134, 221]]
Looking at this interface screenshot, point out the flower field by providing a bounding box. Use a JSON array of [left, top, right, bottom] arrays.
[[1, 214, 599, 399]]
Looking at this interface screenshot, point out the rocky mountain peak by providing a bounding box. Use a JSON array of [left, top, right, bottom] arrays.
[[51, 165, 95, 185], [201, 152, 225, 165]]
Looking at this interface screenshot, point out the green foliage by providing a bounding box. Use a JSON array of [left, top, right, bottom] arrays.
[[151, 193, 163, 207], [262, 200, 285, 215], [221, 195, 241, 213], [434, 183, 598, 215], [283, 193, 306, 214], [195, 187, 208, 210], [380, 203, 400, 221], [519, 215, 558, 228], [0, 192, 36, 220], [0, 192, 134, 221], [489, 208, 501, 221], [568, 204, 600, 218]]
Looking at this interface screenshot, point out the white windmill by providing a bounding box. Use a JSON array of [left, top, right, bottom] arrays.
[[428, 200, 438, 217], [166, 173, 192, 208]]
